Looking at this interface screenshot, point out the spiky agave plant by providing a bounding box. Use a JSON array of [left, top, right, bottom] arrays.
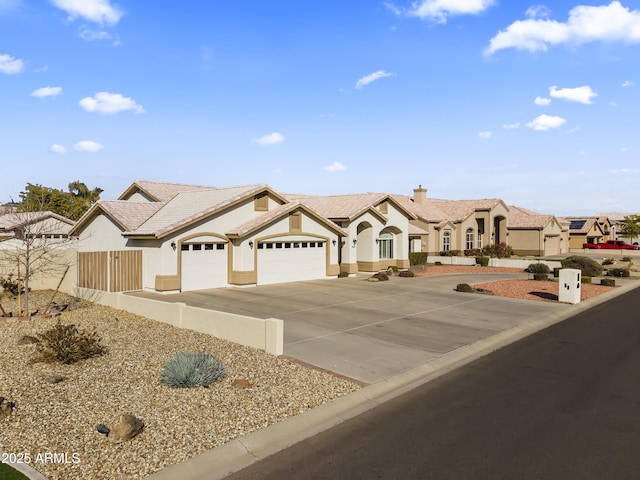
[[160, 351, 226, 388]]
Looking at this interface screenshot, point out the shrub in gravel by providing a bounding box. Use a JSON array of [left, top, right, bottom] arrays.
[[601, 278, 616, 287], [481, 242, 513, 259], [398, 269, 415, 278], [533, 273, 549, 281], [456, 283, 474, 293], [602, 258, 615, 266], [32, 322, 106, 365], [409, 252, 429, 266], [160, 351, 226, 388], [475, 256, 490, 267], [528, 263, 550, 274], [607, 267, 630, 277], [561, 256, 603, 277], [622, 256, 632, 263]]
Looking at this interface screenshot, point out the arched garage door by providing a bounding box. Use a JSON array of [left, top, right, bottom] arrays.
[[257, 239, 326, 285], [181, 241, 228, 291]]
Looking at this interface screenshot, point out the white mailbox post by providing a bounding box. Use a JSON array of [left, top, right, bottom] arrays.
[[559, 268, 581, 304]]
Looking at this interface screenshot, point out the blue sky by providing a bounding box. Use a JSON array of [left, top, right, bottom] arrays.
[[1, 0, 639, 216]]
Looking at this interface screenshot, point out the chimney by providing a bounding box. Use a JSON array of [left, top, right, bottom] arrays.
[[413, 185, 427, 205]]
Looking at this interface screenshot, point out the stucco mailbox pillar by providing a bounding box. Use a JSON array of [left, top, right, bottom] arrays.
[[559, 268, 581, 304]]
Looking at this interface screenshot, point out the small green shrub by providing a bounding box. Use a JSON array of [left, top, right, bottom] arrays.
[[602, 258, 615, 266], [387, 266, 399, 274], [435, 261, 443, 266], [582, 276, 592, 284], [371, 272, 389, 281], [439, 250, 461, 257], [561, 256, 603, 277], [160, 351, 226, 388], [528, 263, 550, 274], [475, 256, 490, 267], [31, 322, 106, 365], [481, 243, 513, 259], [409, 252, 429, 266], [456, 283, 474, 293], [398, 269, 415, 278], [622, 256, 632, 263], [553, 267, 561, 278], [607, 267, 630, 277], [601, 278, 616, 287], [533, 273, 549, 281]]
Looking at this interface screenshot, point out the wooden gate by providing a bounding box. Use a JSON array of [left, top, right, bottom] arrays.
[[78, 250, 142, 292]]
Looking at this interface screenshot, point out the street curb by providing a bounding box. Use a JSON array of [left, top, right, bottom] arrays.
[[145, 280, 640, 480]]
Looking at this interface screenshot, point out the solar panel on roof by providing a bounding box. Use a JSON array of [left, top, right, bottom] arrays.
[[569, 220, 587, 230]]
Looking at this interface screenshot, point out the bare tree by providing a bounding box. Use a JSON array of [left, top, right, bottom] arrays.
[[0, 210, 75, 316]]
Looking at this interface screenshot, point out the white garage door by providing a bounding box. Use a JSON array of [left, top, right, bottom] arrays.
[[181, 242, 228, 291], [257, 240, 326, 285]]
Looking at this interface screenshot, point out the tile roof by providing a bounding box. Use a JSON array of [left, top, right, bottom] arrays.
[[127, 184, 269, 237], [96, 201, 166, 231], [391, 195, 453, 222], [120, 180, 217, 202], [0, 211, 75, 230], [286, 193, 389, 221], [507, 206, 553, 229], [560, 217, 599, 234], [429, 198, 505, 221]]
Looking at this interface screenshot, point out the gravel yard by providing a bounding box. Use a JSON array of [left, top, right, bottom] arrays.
[[0, 292, 360, 480]]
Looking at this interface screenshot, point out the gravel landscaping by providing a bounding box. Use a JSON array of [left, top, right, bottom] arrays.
[[0, 292, 360, 480]]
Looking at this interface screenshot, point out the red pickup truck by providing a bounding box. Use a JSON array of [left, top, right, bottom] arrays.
[[583, 240, 640, 250]]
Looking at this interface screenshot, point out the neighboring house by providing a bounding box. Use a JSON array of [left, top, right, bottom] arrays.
[[393, 186, 509, 255], [560, 217, 608, 249], [0, 211, 75, 243], [507, 206, 569, 256], [70, 180, 416, 293]]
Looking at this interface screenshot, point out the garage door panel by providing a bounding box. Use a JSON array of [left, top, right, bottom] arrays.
[[181, 243, 227, 291], [257, 241, 326, 285]]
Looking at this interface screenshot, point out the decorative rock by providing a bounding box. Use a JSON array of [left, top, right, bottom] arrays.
[[0, 397, 15, 421], [43, 375, 66, 384], [17, 335, 39, 345], [232, 379, 252, 389], [368, 277, 379, 282], [107, 414, 144, 443]]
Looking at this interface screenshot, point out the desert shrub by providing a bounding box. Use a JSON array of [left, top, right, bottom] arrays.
[[435, 261, 443, 266], [481, 243, 512, 258], [607, 267, 630, 277], [398, 269, 415, 278], [528, 263, 550, 274], [553, 267, 561, 278], [601, 278, 616, 287], [622, 256, 632, 263], [387, 266, 399, 274], [456, 283, 474, 293], [439, 250, 461, 257], [464, 248, 482, 257], [561, 256, 603, 277], [533, 273, 549, 281], [31, 322, 106, 365], [371, 272, 389, 281], [582, 276, 592, 284], [160, 351, 226, 388], [0, 275, 24, 296], [475, 256, 490, 267], [602, 258, 615, 266], [409, 252, 429, 266]]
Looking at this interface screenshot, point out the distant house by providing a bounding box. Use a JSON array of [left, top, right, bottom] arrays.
[[0, 211, 75, 244], [69, 180, 415, 293], [507, 206, 569, 256], [560, 217, 609, 249]]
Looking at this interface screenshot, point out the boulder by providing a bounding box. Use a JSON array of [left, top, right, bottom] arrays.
[[17, 335, 39, 345], [232, 379, 252, 389], [43, 375, 66, 384], [0, 397, 15, 421], [107, 414, 144, 443]]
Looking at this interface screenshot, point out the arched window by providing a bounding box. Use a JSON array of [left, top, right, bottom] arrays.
[[466, 228, 474, 250], [443, 231, 451, 251], [378, 231, 394, 260]]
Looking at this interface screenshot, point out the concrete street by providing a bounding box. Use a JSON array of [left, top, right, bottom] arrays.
[[224, 287, 640, 480]]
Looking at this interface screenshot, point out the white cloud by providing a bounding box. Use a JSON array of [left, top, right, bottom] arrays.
[[622, 80, 635, 87], [253, 132, 284, 145], [74, 140, 103, 152], [526, 5, 551, 19], [50, 144, 67, 154], [323, 161, 346, 173], [526, 114, 567, 131], [0, 53, 24, 74], [386, 0, 495, 23], [549, 85, 597, 104], [486, 1, 640, 55], [477, 130, 492, 139], [503, 122, 520, 129], [51, 0, 122, 25], [79, 26, 111, 41], [79, 92, 145, 114], [355, 70, 394, 89], [534, 96, 551, 106], [30, 86, 62, 98]]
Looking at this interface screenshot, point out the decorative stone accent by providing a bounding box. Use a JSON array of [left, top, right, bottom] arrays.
[[0, 397, 15, 421], [17, 335, 40, 345], [232, 379, 252, 389], [107, 414, 144, 443]]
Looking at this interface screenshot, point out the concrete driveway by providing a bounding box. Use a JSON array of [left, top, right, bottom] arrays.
[[132, 273, 568, 384]]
